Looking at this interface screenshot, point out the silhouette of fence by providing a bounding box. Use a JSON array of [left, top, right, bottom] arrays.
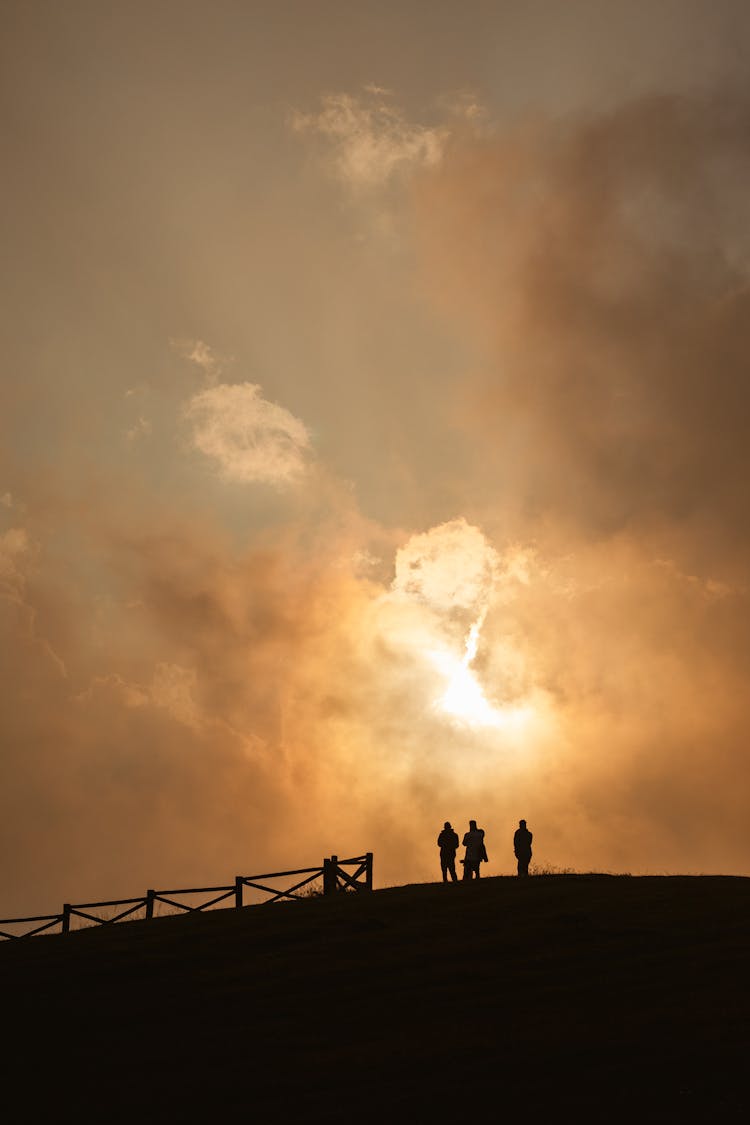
[[0, 852, 373, 941]]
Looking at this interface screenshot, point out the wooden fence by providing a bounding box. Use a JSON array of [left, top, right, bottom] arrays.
[[0, 852, 373, 941]]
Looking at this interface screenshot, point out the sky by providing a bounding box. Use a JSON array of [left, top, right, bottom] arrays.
[[2, 1, 750, 915]]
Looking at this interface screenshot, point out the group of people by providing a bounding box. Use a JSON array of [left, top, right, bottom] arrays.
[[437, 819, 533, 881]]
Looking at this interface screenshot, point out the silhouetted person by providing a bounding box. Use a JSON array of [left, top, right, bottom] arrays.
[[437, 821, 460, 883], [513, 819, 533, 876], [462, 819, 487, 880]]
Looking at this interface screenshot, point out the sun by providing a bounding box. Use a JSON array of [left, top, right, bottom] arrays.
[[430, 649, 502, 725], [426, 616, 530, 731]]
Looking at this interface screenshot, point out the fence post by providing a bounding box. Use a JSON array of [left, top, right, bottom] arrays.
[[145, 890, 155, 920], [235, 877, 244, 909], [323, 856, 338, 896], [365, 852, 373, 892], [61, 904, 71, 934]]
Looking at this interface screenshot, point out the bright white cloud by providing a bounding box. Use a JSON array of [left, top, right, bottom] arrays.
[[184, 381, 312, 485], [378, 519, 543, 733], [380, 519, 506, 728], [391, 517, 499, 613], [291, 91, 447, 189]]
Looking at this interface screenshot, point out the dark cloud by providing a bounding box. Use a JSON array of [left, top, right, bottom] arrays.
[[417, 93, 750, 549]]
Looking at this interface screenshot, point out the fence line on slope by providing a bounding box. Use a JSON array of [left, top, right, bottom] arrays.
[[0, 852, 373, 941]]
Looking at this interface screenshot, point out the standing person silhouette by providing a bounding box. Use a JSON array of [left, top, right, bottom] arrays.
[[462, 819, 487, 880], [437, 821, 460, 883], [513, 819, 533, 876]]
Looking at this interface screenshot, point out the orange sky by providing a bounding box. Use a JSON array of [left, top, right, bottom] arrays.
[[2, 1, 750, 915]]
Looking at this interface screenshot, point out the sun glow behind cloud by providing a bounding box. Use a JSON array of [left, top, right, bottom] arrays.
[[427, 612, 531, 731], [380, 519, 537, 739]]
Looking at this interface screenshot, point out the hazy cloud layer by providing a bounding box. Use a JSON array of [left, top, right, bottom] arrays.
[[4, 4, 750, 919]]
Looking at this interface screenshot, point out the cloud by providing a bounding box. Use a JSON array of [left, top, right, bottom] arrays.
[[80, 666, 204, 729], [149, 662, 200, 727], [392, 517, 498, 614], [291, 90, 448, 190], [3, 472, 750, 922], [0, 527, 30, 601], [414, 92, 750, 548], [125, 416, 152, 443], [371, 519, 543, 742], [7, 86, 750, 922], [171, 338, 227, 384], [402, 89, 750, 872], [377, 519, 499, 673], [74, 672, 150, 710], [183, 381, 312, 485]]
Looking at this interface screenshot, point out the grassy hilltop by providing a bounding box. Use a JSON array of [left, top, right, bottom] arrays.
[[4, 874, 750, 1122]]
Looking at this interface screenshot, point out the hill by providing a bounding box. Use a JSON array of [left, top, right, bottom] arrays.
[[3, 874, 750, 1122]]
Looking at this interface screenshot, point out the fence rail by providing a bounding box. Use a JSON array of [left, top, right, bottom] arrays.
[[0, 852, 373, 941]]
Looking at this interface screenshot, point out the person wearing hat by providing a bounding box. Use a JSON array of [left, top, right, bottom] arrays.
[[437, 821, 460, 882]]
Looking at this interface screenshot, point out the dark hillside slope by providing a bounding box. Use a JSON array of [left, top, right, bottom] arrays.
[[4, 875, 750, 1122]]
